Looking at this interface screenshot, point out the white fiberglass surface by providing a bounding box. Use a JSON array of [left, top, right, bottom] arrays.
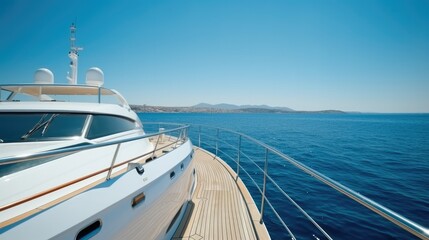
[[0, 137, 154, 223], [0, 140, 194, 240]]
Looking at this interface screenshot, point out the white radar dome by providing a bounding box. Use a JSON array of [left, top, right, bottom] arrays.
[[86, 67, 104, 87], [34, 68, 54, 84]]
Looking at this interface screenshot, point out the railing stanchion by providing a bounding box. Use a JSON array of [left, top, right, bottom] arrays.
[[215, 128, 219, 156], [98, 87, 101, 103], [236, 135, 241, 180], [174, 128, 183, 148], [198, 126, 201, 148], [151, 131, 161, 160], [106, 143, 121, 180], [260, 148, 269, 224]]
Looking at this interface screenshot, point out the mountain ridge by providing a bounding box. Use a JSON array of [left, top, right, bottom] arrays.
[[193, 103, 294, 111], [130, 103, 345, 114]]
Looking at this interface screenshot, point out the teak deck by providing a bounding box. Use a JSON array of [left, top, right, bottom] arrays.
[[173, 147, 270, 240]]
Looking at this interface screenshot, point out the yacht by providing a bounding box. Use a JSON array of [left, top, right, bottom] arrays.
[[0, 24, 201, 240], [1, 24, 427, 240], [0, 24, 269, 240], [0, 71, 199, 239]]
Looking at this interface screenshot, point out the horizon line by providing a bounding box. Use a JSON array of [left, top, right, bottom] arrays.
[[129, 104, 429, 114]]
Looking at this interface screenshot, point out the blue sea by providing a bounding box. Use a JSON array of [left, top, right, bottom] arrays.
[[138, 113, 429, 239]]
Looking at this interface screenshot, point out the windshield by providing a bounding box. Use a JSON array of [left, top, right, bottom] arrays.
[[0, 113, 88, 143]]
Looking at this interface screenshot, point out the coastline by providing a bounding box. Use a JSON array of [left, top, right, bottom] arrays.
[[130, 104, 345, 114]]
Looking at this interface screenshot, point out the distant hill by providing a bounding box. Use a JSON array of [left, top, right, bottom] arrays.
[[193, 103, 294, 112], [130, 104, 345, 114]]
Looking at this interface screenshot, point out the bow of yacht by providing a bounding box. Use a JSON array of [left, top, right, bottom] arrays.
[[0, 82, 269, 240], [0, 81, 194, 239], [0, 23, 270, 240]]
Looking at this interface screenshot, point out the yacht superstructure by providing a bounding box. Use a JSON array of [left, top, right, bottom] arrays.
[[0, 24, 197, 239]]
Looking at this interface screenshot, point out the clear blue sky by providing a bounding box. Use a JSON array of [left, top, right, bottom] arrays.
[[1, 0, 428, 113]]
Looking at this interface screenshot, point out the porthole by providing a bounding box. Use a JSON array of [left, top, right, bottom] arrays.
[[76, 220, 101, 240], [180, 163, 184, 171], [170, 171, 175, 179]]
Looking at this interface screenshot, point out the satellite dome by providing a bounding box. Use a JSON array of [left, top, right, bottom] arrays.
[[86, 67, 104, 87], [34, 68, 54, 84]]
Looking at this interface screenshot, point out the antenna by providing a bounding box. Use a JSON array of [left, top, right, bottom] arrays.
[[67, 23, 83, 84]]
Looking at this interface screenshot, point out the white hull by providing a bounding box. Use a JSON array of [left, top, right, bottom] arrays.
[[1, 140, 195, 240]]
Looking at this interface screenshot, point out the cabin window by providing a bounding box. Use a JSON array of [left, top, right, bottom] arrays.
[[0, 113, 87, 143], [86, 115, 137, 139]]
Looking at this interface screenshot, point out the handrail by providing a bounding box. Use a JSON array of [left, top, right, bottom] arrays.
[[0, 124, 189, 166], [0, 123, 189, 215], [1, 122, 428, 239], [0, 84, 130, 107], [199, 129, 332, 239], [192, 124, 429, 240]]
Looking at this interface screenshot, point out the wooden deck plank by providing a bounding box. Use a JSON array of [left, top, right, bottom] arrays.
[[173, 147, 270, 240]]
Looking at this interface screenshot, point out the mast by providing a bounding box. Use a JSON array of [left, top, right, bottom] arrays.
[[67, 23, 83, 85]]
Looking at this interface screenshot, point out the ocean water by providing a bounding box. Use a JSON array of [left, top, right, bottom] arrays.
[[138, 113, 429, 239]]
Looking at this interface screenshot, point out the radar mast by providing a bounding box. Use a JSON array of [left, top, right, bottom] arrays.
[[67, 23, 83, 85]]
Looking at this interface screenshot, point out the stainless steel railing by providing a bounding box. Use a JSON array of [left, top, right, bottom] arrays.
[[0, 123, 189, 166], [192, 124, 429, 240], [1, 121, 428, 239], [0, 123, 190, 213]]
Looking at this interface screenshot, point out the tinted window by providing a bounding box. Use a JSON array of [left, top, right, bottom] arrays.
[[86, 115, 137, 139], [0, 113, 87, 143]]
